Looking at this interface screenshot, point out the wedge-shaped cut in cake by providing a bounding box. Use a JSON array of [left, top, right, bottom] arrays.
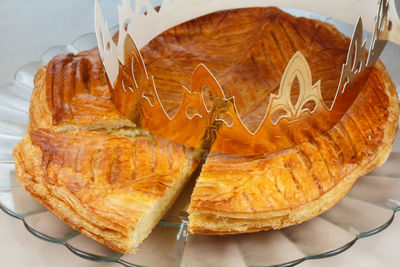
[[14, 129, 202, 253]]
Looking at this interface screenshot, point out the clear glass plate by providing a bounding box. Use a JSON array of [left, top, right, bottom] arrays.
[[0, 12, 400, 267]]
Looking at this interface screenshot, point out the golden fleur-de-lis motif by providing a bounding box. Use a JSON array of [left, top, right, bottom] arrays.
[[268, 52, 326, 125]]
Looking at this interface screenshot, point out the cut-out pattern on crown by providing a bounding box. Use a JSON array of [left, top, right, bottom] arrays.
[[95, 0, 389, 155]]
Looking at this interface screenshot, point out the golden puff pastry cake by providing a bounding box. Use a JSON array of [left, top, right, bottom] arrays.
[[13, 6, 399, 253], [14, 48, 204, 253]]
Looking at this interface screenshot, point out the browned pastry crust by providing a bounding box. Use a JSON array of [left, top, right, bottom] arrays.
[[14, 129, 202, 253], [29, 48, 134, 132]]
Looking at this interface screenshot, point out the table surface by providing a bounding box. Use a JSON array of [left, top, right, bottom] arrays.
[[0, 1, 399, 266]]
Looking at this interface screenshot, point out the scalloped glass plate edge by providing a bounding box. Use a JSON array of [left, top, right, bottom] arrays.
[[268, 208, 399, 267], [0, 201, 398, 267]]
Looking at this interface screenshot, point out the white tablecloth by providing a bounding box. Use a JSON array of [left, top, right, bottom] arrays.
[[0, 1, 398, 266]]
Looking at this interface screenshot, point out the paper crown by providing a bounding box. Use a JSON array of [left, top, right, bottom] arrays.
[[95, 0, 394, 155]]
